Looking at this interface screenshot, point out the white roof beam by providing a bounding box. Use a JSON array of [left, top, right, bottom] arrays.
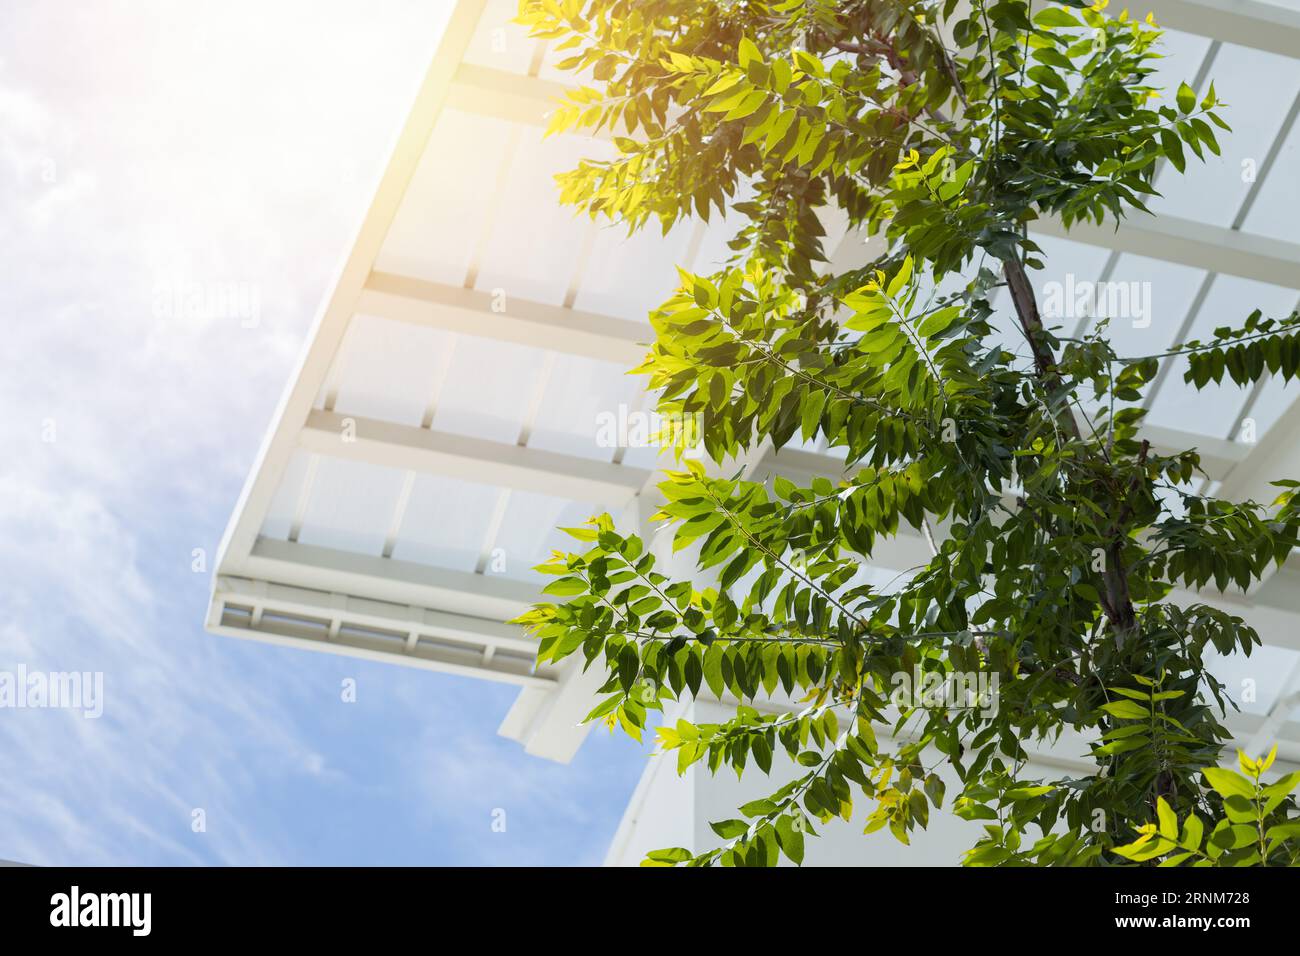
[[497, 482, 662, 761], [1033, 213, 1300, 290], [207, 616, 547, 688], [209, 575, 552, 688], [231, 536, 540, 622], [1135, 0, 1300, 60], [446, 64, 1300, 291], [1229, 709, 1300, 767], [358, 273, 1248, 484], [736, 442, 1300, 649], [446, 62, 584, 130], [1213, 395, 1300, 592], [1148, 427, 1243, 480], [359, 271, 648, 365], [497, 655, 609, 762], [212, 0, 490, 574], [300, 409, 650, 508], [216, 575, 539, 655], [447, 11, 1300, 135], [1217, 397, 1300, 505]]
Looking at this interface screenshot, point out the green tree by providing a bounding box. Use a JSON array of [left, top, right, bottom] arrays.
[[514, 0, 1300, 865], [1113, 747, 1300, 866]]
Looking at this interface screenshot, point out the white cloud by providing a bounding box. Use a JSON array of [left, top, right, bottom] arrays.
[[0, 0, 646, 867], [0, 0, 469, 865]]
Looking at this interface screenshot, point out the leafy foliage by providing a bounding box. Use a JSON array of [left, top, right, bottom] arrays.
[[513, 0, 1300, 866], [1178, 309, 1300, 389], [1113, 748, 1300, 866]]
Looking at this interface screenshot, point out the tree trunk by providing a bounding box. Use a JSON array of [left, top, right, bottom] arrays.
[[1001, 255, 1137, 638]]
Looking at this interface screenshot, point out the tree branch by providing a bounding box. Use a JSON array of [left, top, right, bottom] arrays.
[[1002, 255, 1138, 637]]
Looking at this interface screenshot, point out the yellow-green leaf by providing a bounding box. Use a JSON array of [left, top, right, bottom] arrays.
[[1156, 797, 1178, 840]]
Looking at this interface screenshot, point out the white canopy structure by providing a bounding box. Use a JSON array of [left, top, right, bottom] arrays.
[[207, 0, 1300, 862]]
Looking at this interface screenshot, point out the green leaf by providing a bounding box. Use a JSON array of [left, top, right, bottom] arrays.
[[1160, 129, 1186, 173], [886, 256, 913, 298], [617, 644, 640, 692], [1156, 797, 1178, 840], [1203, 767, 1256, 800], [1100, 700, 1149, 720], [1180, 814, 1204, 851], [776, 814, 805, 864], [519, 0, 1300, 872], [1095, 736, 1149, 756], [1265, 821, 1300, 844], [917, 305, 963, 339], [543, 576, 588, 596], [1005, 785, 1054, 801], [800, 388, 827, 441], [643, 847, 692, 865], [1072, 582, 1100, 603], [702, 644, 726, 699], [710, 818, 749, 839], [1033, 8, 1082, 28], [924, 774, 946, 809]]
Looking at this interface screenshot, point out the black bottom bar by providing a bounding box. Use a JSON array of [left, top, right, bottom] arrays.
[[0, 865, 1293, 941]]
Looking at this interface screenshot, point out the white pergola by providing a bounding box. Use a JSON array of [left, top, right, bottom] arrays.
[[207, 0, 1300, 772]]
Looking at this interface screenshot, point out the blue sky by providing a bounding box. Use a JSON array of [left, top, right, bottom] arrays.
[[0, 0, 649, 866]]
